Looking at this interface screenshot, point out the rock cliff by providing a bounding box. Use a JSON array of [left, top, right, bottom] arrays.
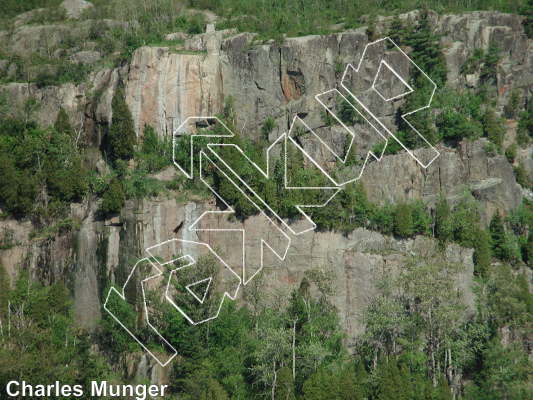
[[0, 8, 531, 384]]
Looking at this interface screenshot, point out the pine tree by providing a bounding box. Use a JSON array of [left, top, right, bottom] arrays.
[[406, 9, 447, 86], [435, 195, 453, 242], [483, 108, 505, 149], [108, 85, 136, 162], [473, 229, 492, 276], [393, 203, 414, 238], [54, 107, 73, 136], [276, 367, 295, 400], [376, 360, 412, 400], [100, 179, 125, 216], [489, 211, 506, 259], [480, 43, 500, 85]]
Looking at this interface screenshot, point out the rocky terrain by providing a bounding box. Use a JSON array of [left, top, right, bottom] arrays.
[[0, 2, 532, 386]]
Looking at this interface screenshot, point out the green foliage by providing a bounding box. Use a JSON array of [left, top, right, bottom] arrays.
[[0, 116, 88, 219], [460, 48, 485, 75], [0, 0, 63, 20], [303, 362, 366, 400], [479, 42, 501, 86], [99, 178, 125, 216], [183, 0, 524, 41], [261, 116, 276, 140], [504, 89, 522, 119], [471, 338, 532, 400], [406, 10, 447, 86], [435, 195, 453, 242], [136, 124, 171, 173], [34, 62, 90, 88], [483, 264, 533, 330], [482, 108, 506, 149], [107, 86, 136, 163], [490, 211, 521, 263], [473, 229, 492, 277], [505, 143, 517, 163], [513, 163, 531, 187], [388, 14, 410, 46], [393, 203, 414, 238], [0, 273, 110, 389], [523, 0, 533, 38], [517, 98, 533, 145], [54, 107, 73, 136]]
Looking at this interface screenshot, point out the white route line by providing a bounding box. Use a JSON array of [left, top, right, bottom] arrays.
[[103, 258, 178, 367], [340, 36, 440, 168], [104, 36, 440, 366]]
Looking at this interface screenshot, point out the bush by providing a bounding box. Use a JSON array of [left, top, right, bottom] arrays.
[[482, 109, 505, 149], [505, 144, 517, 163], [100, 179, 125, 216], [261, 117, 276, 140], [513, 164, 530, 187]]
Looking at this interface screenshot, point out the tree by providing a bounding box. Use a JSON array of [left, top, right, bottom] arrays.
[[54, 107, 73, 136], [302, 362, 366, 400], [521, 0, 533, 38], [276, 367, 295, 400], [517, 98, 533, 142], [375, 359, 412, 400], [108, 86, 136, 162], [489, 211, 506, 258], [473, 229, 492, 277], [100, 179, 125, 216], [388, 15, 405, 45], [476, 338, 531, 400], [435, 195, 453, 242], [483, 109, 505, 149], [393, 203, 414, 238], [261, 117, 276, 141], [479, 43, 500, 85], [406, 9, 447, 86]]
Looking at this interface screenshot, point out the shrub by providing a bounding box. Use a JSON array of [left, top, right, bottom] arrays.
[[482, 109, 505, 149], [513, 164, 530, 187], [504, 89, 522, 119], [505, 144, 517, 163], [100, 179, 125, 216], [261, 117, 276, 140]]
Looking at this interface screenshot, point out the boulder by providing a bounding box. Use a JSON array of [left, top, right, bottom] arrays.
[[61, 0, 94, 19], [70, 50, 101, 65]]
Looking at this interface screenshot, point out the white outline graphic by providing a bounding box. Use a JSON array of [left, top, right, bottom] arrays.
[[104, 36, 440, 366], [103, 258, 178, 367], [340, 36, 440, 168], [186, 277, 212, 304], [372, 59, 414, 102]]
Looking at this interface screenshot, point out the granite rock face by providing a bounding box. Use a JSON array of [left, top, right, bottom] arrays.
[[0, 9, 531, 384]]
